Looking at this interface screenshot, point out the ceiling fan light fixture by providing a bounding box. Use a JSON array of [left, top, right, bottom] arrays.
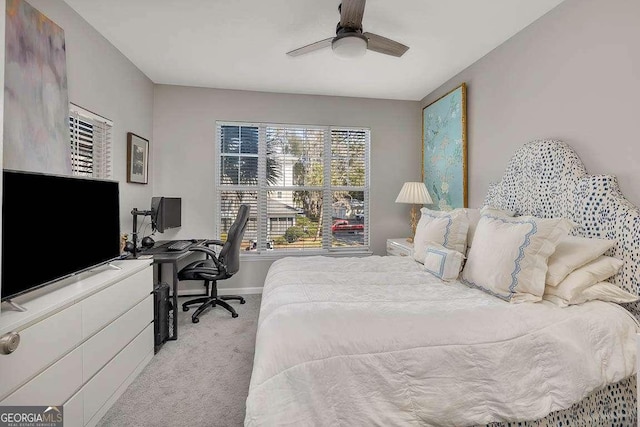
[[332, 34, 367, 58]]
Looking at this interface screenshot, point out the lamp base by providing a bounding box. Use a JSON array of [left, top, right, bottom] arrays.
[[409, 205, 419, 242]]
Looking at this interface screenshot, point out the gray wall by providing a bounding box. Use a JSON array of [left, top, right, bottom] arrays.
[[28, 0, 154, 235], [152, 85, 421, 290], [421, 0, 640, 208]]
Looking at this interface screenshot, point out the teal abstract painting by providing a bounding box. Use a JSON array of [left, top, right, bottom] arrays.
[[422, 83, 467, 210]]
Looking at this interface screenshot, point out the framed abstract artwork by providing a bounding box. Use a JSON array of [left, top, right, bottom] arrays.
[[422, 83, 467, 210], [127, 133, 149, 184], [4, 0, 71, 176]]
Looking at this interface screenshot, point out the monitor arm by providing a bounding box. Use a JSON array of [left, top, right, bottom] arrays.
[[130, 208, 153, 258]]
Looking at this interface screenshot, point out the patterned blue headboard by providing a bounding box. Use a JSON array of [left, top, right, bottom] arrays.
[[484, 140, 640, 312]]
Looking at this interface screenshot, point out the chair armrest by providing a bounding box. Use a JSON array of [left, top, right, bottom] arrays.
[[187, 247, 225, 271], [205, 239, 224, 247]]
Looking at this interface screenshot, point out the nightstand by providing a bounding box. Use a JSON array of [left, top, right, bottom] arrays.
[[386, 238, 414, 257]]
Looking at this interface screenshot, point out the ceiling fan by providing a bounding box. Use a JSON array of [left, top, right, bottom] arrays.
[[287, 0, 409, 59]]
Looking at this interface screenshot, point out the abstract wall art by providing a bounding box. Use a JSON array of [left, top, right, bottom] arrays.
[[4, 0, 71, 175], [422, 83, 467, 210]]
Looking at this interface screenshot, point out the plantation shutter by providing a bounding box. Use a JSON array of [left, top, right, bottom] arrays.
[[216, 121, 370, 254], [69, 104, 113, 179], [330, 128, 370, 249]]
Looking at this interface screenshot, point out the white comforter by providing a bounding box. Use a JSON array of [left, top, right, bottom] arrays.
[[245, 256, 638, 426]]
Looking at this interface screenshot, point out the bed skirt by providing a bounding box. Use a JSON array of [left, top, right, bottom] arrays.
[[484, 375, 636, 427]]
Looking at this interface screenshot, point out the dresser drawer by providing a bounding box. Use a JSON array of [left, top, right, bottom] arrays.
[[81, 267, 152, 338], [63, 388, 84, 427], [1, 346, 82, 406], [83, 324, 154, 423], [83, 295, 153, 381], [0, 304, 82, 400]]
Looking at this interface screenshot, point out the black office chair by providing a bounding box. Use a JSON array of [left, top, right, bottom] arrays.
[[178, 204, 250, 323]]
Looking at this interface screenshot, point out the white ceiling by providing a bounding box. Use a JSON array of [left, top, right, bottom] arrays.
[[63, 0, 564, 101]]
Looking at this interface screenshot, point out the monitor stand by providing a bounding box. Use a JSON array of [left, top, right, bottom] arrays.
[[5, 299, 27, 312]]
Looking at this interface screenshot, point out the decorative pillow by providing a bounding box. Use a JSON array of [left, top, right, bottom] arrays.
[[545, 236, 616, 286], [423, 243, 465, 281], [464, 208, 482, 248], [543, 255, 624, 302], [544, 281, 638, 307], [465, 206, 515, 249], [461, 214, 572, 302], [413, 208, 469, 264]]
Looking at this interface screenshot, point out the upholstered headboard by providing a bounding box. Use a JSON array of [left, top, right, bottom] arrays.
[[484, 139, 640, 314]]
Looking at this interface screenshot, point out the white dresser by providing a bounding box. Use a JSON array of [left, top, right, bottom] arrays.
[[386, 238, 414, 257], [0, 259, 153, 427]]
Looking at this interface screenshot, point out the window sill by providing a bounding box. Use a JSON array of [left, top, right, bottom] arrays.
[[239, 249, 373, 262]]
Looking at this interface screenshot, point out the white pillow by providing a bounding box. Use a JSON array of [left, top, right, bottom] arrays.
[[577, 282, 638, 304], [546, 236, 616, 286], [543, 255, 624, 302], [465, 206, 515, 249], [413, 208, 468, 264], [544, 281, 638, 307], [423, 243, 465, 281], [461, 213, 572, 302], [464, 208, 482, 248]]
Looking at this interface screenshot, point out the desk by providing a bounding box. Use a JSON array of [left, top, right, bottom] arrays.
[[134, 240, 207, 341]]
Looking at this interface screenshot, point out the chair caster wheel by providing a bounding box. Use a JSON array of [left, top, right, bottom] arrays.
[[232, 313, 239, 318], [183, 306, 189, 312], [192, 317, 199, 323], [240, 299, 246, 304]]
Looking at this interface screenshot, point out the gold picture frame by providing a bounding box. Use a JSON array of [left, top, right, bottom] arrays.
[[421, 83, 467, 209]]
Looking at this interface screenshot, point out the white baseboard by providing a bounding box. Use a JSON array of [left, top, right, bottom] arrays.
[[177, 287, 263, 296]]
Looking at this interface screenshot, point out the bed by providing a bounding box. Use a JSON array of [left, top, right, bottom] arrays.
[[245, 140, 640, 426]]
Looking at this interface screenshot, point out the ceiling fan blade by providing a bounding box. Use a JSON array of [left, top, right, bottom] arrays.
[[286, 37, 333, 57], [340, 0, 366, 29], [364, 32, 409, 57]]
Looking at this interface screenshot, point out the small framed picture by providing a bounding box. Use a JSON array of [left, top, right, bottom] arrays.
[[127, 132, 149, 184]]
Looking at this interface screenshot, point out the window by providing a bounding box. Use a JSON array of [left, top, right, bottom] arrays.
[[69, 104, 113, 179], [216, 122, 370, 254]]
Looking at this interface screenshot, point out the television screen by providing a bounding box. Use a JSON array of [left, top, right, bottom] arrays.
[[1, 170, 121, 301], [151, 197, 181, 233]]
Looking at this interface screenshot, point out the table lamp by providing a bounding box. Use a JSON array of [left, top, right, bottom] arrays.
[[395, 182, 433, 242]]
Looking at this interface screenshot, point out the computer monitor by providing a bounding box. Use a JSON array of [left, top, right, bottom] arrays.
[[151, 197, 181, 233]]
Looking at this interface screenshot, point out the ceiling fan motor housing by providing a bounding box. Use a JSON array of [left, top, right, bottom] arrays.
[[332, 32, 368, 58]]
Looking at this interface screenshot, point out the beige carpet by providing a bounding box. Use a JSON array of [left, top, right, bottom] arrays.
[[97, 295, 261, 427]]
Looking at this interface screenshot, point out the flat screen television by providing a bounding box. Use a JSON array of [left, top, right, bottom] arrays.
[[151, 197, 181, 233], [1, 170, 121, 301]]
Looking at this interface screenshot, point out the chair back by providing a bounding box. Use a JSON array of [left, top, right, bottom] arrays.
[[218, 204, 250, 276]]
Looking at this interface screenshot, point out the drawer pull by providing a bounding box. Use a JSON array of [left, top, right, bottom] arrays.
[[0, 331, 20, 354]]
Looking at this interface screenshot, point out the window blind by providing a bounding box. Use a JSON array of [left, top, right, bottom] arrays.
[[69, 104, 113, 179], [216, 122, 370, 255]]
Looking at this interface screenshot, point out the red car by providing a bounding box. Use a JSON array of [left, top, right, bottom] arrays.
[[331, 220, 364, 233]]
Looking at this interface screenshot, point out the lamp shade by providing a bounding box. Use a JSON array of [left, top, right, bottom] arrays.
[[395, 182, 433, 205]]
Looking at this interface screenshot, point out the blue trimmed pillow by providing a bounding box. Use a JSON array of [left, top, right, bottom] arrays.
[[423, 243, 465, 281], [461, 213, 573, 303], [413, 208, 468, 264]]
